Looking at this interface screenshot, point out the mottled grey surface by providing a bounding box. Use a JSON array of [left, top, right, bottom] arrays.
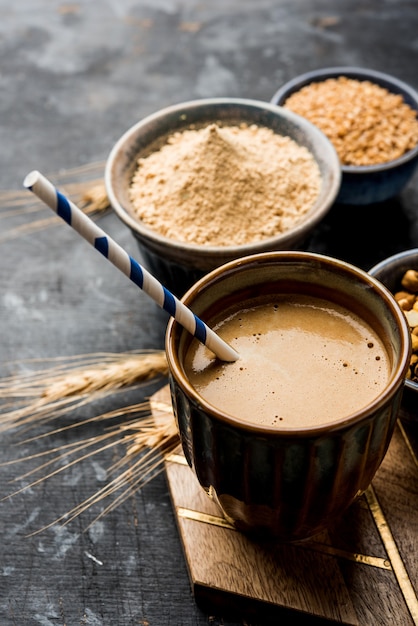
[[1, 1, 418, 625], [2, 0, 418, 189]]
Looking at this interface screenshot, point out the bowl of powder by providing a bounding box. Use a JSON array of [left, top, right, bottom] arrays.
[[271, 67, 418, 205], [105, 98, 341, 296]]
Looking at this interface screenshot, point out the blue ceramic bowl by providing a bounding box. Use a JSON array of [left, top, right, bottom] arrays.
[[271, 67, 418, 205], [105, 98, 341, 297], [369, 249, 418, 420]]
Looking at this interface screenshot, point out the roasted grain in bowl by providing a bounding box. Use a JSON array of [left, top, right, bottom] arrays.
[[271, 67, 418, 205]]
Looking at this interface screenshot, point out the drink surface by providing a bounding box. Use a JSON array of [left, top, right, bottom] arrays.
[[184, 294, 391, 428]]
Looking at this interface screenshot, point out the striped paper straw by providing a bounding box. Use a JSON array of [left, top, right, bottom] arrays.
[[23, 170, 239, 362]]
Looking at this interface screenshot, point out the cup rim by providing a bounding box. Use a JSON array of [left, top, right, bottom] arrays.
[[270, 66, 418, 173], [166, 251, 412, 436], [104, 97, 341, 261]]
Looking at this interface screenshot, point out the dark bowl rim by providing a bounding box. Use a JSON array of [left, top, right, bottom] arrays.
[[104, 97, 341, 257], [166, 251, 412, 436], [369, 247, 418, 394], [270, 66, 418, 173]]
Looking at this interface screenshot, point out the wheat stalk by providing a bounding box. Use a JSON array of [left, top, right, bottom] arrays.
[[2, 401, 179, 534], [0, 350, 168, 432], [0, 161, 109, 243], [0, 350, 178, 533], [0, 164, 177, 531]]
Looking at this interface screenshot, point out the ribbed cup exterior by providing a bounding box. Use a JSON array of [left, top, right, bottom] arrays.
[[169, 375, 402, 541]]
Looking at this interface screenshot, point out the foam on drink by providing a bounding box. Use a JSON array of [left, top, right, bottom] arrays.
[[184, 294, 390, 429]]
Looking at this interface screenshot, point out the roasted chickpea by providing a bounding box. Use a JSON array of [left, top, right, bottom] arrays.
[[401, 269, 418, 293], [393, 269, 418, 383], [394, 291, 415, 310]]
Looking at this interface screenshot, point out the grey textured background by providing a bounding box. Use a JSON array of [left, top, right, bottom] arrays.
[[1, 1, 418, 625]]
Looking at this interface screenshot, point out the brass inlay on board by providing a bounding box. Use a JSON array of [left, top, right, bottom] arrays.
[[366, 484, 418, 625], [167, 425, 418, 620], [177, 507, 235, 530], [304, 541, 391, 570], [177, 506, 392, 570]]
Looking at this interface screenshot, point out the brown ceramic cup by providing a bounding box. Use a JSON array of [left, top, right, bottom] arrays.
[[165, 251, 411, 541]]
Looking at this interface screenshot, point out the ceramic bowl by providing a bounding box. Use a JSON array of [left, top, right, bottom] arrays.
[[166, 251, 411, 541], [369, 248, 418, 419], [105, 98, 341, 296], [271, 67, 418, 205]]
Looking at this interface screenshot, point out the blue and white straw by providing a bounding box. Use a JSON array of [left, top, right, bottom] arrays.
[[23, 170, 239, 362]]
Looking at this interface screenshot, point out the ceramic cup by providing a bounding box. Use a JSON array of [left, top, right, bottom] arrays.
[[165, 251, 411, 541]]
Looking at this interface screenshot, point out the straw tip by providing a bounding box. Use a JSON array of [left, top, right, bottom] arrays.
[[23, 170, 41, 190]]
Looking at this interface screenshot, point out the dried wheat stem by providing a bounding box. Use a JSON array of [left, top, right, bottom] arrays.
[[0, 351, 168, 431], [0, 348, 179, 533], [21, 414, 179, 535], [58, 436, 179, 532], [80, 182, 109, 212], [0, 162, 109, 243], [19, 401, 152, 444], [42, 352, 168, 400]]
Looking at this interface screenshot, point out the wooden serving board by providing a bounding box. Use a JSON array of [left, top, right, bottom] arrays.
[[151, 386, 418, 625]]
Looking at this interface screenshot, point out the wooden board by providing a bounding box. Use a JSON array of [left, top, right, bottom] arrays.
[[151, 386, 418, 625]]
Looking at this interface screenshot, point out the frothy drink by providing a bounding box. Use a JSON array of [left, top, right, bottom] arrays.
[[184, 294, 391, 428], [168, 252, 410, 540]]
